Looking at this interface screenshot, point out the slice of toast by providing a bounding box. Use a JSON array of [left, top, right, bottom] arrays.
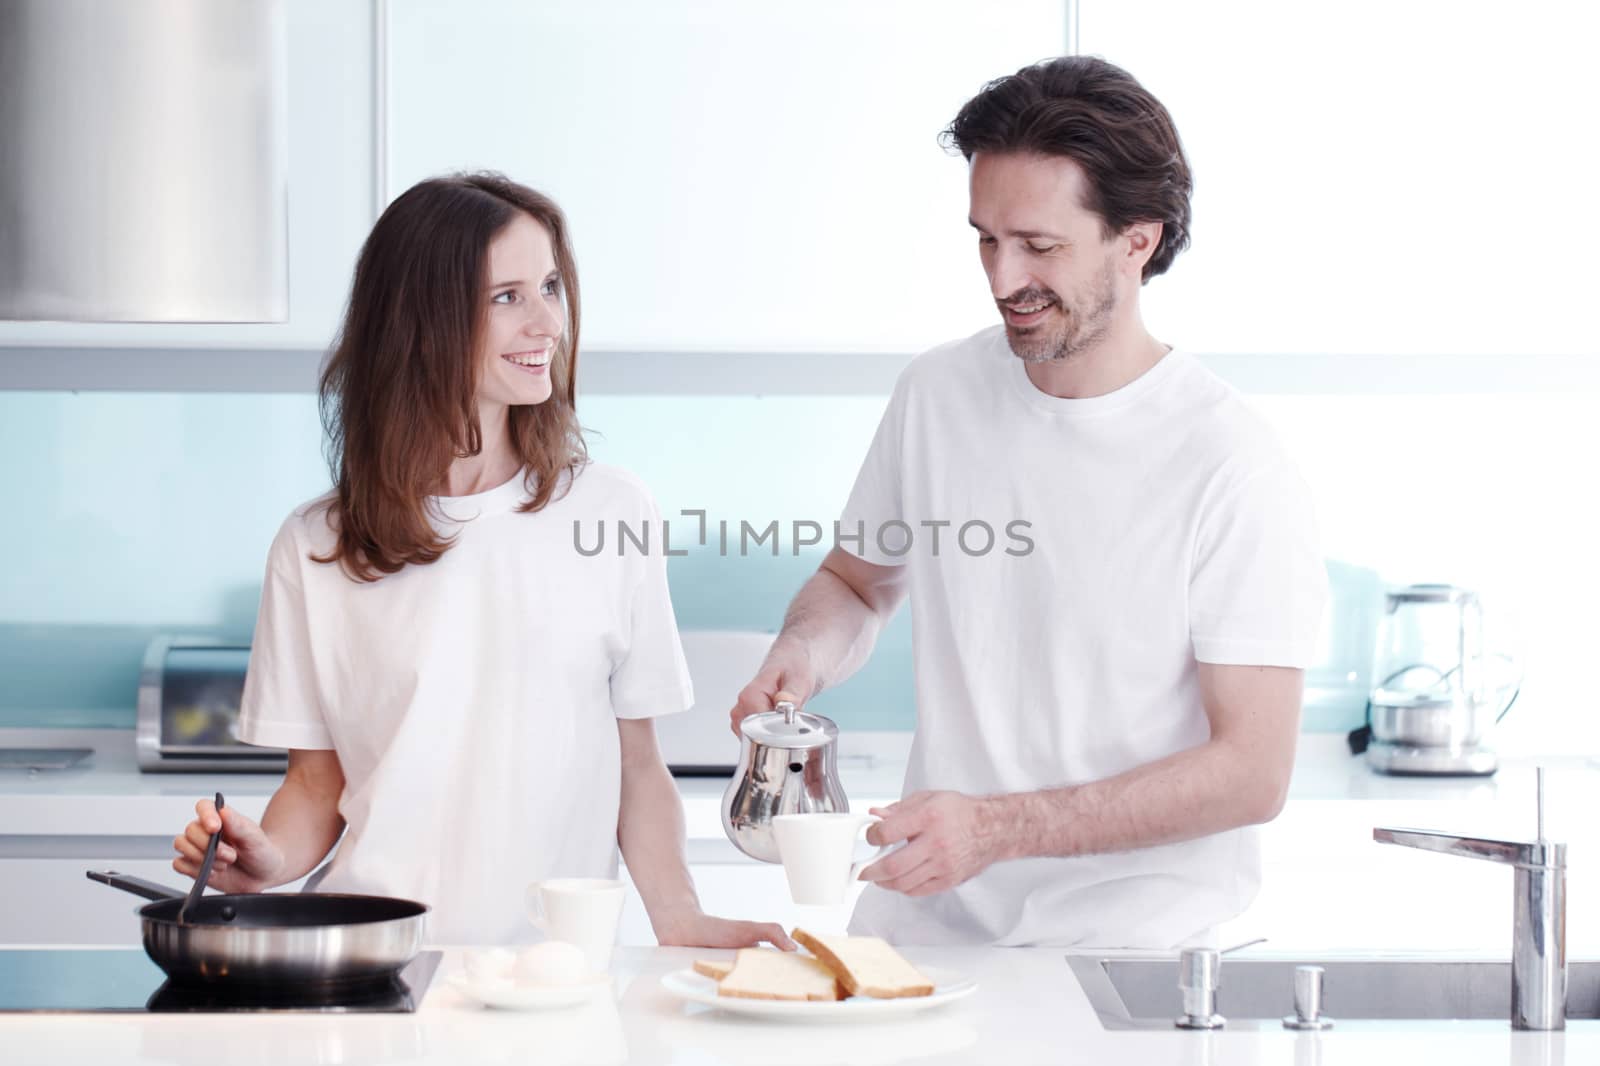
[[715, 947, 844, 1001], [692, 958, 733, 981], [792, 928, 935, 999]]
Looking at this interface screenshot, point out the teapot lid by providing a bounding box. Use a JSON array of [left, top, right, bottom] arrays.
[[739, 700, 838, 750]]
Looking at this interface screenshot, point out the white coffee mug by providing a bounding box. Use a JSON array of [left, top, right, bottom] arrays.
[[525, 877, 626, 973], [771, 812, 893, 906]]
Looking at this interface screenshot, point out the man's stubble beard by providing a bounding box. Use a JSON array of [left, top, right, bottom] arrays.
[[1006, 258, 1119, 366]]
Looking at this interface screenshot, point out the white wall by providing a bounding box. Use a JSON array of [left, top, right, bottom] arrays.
[[384, 0, 1067, 354]]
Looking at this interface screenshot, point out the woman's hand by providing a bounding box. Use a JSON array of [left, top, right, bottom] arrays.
[[172, 796, 286, 894], [653, 908, 797, 951]]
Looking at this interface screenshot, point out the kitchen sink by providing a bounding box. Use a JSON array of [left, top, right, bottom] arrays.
[[1067, 956, 1600, 1029]]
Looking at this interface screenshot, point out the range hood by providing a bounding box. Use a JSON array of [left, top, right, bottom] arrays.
[[0, 0, 289, 323]]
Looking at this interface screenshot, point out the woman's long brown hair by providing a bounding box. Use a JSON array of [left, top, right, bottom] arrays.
[[314, 173, 588, 582]]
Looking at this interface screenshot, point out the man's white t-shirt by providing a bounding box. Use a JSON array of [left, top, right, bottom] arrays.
[[238, 462, 692, 944], [840, 326, 1326, 949]]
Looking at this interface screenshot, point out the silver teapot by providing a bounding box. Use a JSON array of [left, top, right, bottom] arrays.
[[721, 700, 848, 862]]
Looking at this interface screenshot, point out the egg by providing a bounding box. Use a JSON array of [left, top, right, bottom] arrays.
[[462, 947, 516, 983], [513, 940, 591, 985]]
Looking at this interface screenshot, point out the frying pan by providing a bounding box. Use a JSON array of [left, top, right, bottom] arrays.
[[88, 871, 428, 987]]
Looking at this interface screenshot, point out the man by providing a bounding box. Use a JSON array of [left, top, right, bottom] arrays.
[[729, 56, 1326, 948]]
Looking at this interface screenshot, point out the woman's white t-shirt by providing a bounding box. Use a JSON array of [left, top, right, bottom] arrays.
[[238, 462, 692, 944], [840, 326, 1326, 949]]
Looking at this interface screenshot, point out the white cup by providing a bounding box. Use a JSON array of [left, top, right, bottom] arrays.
[[771, 812, 893, 906], [525, 878, 626, 973]]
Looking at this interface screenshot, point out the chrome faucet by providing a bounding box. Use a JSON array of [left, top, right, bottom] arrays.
[[1373, 768, 1566, 1030]]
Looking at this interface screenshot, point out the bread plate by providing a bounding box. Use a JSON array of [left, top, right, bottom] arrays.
[[660, 966, 976, 1020], [447, 972, 612, 1010]]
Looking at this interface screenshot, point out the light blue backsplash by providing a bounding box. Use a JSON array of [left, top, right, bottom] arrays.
[[0, 389, 1365, 732]]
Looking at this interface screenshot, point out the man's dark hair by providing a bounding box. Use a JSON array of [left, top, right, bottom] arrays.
[[942, 56, 1192, 282]]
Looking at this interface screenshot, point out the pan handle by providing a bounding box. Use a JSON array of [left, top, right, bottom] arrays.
[[87, 870, 184, 902]]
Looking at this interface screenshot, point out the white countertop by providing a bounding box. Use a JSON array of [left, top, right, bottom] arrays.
[[0, 945, 1595, 1065], [3, 726, 1589, 837]]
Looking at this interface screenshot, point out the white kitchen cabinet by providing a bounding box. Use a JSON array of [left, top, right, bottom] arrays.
[[2, 859, 172, 946], [10, 736, 1592, 951], [0, 854, 832, 949], [384, 0, 1067, 355], [0, 857, 310, 947], [690, 862, 863, 935], [615, 861, 861, 945], [0, 0, 376, 355]]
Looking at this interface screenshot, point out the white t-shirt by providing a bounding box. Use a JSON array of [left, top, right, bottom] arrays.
[[238, 462, 693, 945], [840, 326, 1326, 949]]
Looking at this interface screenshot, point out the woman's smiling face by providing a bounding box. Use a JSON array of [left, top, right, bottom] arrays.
[[476, 211, 565, 410]]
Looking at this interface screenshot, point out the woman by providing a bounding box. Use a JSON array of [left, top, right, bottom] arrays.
[[172, 173, 791, 950]]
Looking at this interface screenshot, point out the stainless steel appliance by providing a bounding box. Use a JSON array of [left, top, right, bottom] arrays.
[[721, 700, 850, 863], [0, 0, 288, 321], [137, 629, 770, 775], [1365, 584, 1519, 776], [135, 636, 286, 773]]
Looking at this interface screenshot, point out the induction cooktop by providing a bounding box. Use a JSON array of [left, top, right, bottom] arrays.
[[0, 949, 442, 1013]]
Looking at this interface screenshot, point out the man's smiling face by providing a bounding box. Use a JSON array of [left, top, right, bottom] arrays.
[[968, 151, 1127, 365]]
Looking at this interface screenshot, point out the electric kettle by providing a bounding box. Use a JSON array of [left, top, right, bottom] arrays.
[[721, 700, 849, 862], [1366, 583, 1520, 775]]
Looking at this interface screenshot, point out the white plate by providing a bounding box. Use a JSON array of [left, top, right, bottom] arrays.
[[659, 966, 976, 1021], [447, 972, 612, 1011]]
